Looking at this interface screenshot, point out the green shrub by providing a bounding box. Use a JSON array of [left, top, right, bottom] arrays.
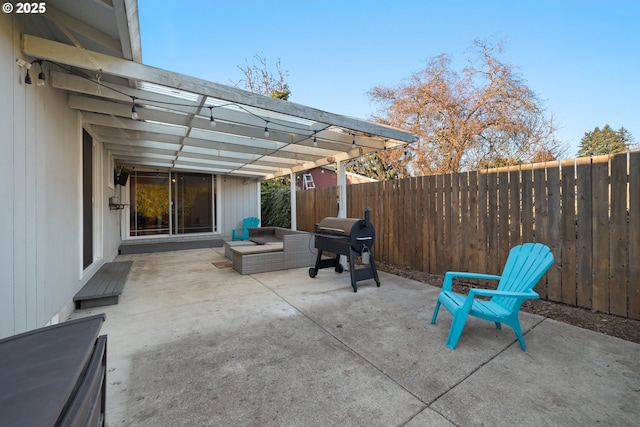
[[261, 179, 290, 228]]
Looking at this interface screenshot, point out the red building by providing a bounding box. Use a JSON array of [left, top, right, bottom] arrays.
[[296, 166, 376, 189]]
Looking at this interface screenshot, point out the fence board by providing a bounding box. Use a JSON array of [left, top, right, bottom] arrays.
[[328, 187, 337, 219], [350, 184, 358, 216], [546, 162, 562, 302], [498, 170, 510, 265], [533, 167, 548, 298], [591, 155, 610, 313], [391, 179, 400, 265], [458, 173, 469, 271], [396, 179, 403, 266], [395, 179, 402, 265], [382, 180, 389, 262], [609, 153, 628, 316], [451, 174, 461, 269], [434, 175, 444, 273], [409, 177, 422, 268], [353, 183, 358, 213], [398, 178, 412, 266], [411, 177, 419, 268], [383, 180, 392, 264], [412, 177, 422, 269], [443, 174, 453, 270], [576, 157, 593, 308], [468, 171, 479, 273], [298, 190, 306, 231], [477, 172, 488, 277], [295, 191, 305, 230], [419, 177, 429, 271], [376, 181, 393, 262], [521, 166, 534, 243], [427, 175, 437, 272], [561, 159, 577, 305], [508, 168, 521, 248], [487, 173, 499, 275], [373, 181, 383, 264], [629, 151, 640, 320]]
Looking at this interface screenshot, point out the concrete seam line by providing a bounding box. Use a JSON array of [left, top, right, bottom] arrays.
[[427, 317, 548, 407], [251, 275, 429, 405]]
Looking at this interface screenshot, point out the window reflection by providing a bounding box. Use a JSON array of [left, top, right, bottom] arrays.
[[129, 171, 215, 236]]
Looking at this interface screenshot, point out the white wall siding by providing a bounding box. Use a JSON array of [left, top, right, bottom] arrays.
[[102, 151, 123, 262], [221, 177, 260, 237], [42, 104, 82, 329], [0, 14, 119, 338], [0, 13, 17, 338]]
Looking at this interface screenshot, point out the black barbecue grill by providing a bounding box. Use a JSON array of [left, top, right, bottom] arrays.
[[309, 208, 380, 292]]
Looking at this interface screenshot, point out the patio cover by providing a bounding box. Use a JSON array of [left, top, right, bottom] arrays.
[[19, 1, 415, 180]]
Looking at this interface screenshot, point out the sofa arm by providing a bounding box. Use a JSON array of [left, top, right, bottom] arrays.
[[283, 232, 315, 269]]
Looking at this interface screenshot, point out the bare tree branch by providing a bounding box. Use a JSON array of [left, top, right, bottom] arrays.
[[369, 39, 566, 174], [236, 53, 291, 100]]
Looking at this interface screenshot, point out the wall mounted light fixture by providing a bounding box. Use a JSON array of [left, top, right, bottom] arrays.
[[208, 106, 216, 127], [16, 59, 46, 86], [16, 59, 32, 84], [130, 96, 138, 120], [36, 60, 46, 86]]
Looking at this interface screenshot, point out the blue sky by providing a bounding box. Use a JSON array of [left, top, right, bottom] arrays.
[[138, 0, 639, 158]]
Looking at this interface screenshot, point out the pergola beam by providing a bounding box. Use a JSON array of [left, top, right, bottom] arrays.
[[23, 34, 414, 143], [24, 34, 416, 179], [44, 5, 122, 55]]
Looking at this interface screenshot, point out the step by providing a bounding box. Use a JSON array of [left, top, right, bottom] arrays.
[[73, 261, 133, 309]]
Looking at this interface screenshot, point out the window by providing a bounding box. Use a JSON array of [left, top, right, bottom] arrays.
[[173, 173, 214, 234], [129, 171, 216, 236]]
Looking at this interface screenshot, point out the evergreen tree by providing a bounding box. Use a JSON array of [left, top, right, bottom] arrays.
[[619, 127, 636, 148], [576, 125, 631, 157]]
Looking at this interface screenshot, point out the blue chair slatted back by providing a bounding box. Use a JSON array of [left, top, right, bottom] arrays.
[[494, 243, 554, 312], [244, 217, 260, 229]]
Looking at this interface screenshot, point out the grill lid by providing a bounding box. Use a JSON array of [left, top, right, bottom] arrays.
[[316, 217, 361, 236], [315, 215, 375, 252]]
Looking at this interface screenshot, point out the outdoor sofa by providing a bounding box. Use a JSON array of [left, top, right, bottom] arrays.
[[224, 227, 315, 274]]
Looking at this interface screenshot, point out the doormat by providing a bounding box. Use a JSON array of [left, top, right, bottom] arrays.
[[213, 261, 233, 268]]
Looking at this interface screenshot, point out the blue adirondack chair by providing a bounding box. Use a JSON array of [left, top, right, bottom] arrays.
[[431, 243, 554, 351], [232, 217, 260, 241]]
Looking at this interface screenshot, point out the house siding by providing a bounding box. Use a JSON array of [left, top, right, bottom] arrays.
[[0, 13, 120, 338], [221, 177, 260, 238], [1, 12, 262, 339]]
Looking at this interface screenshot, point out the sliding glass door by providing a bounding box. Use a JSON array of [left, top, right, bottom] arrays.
[[129, 171, 216, 237], [172, 173, 214, 234], [130, 171, 170, 236]]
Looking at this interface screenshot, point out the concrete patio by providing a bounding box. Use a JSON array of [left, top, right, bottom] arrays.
[[70, 248, 640, 426]]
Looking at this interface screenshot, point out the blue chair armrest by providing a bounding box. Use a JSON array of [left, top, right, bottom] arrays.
[[443, 271, 502, 291], [468, 289, 540, 299], [232, 227, 249, 240]]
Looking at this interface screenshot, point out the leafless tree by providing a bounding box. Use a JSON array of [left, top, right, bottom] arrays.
[[236, 53, 291, 100], [368, 39, 566, 175]]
